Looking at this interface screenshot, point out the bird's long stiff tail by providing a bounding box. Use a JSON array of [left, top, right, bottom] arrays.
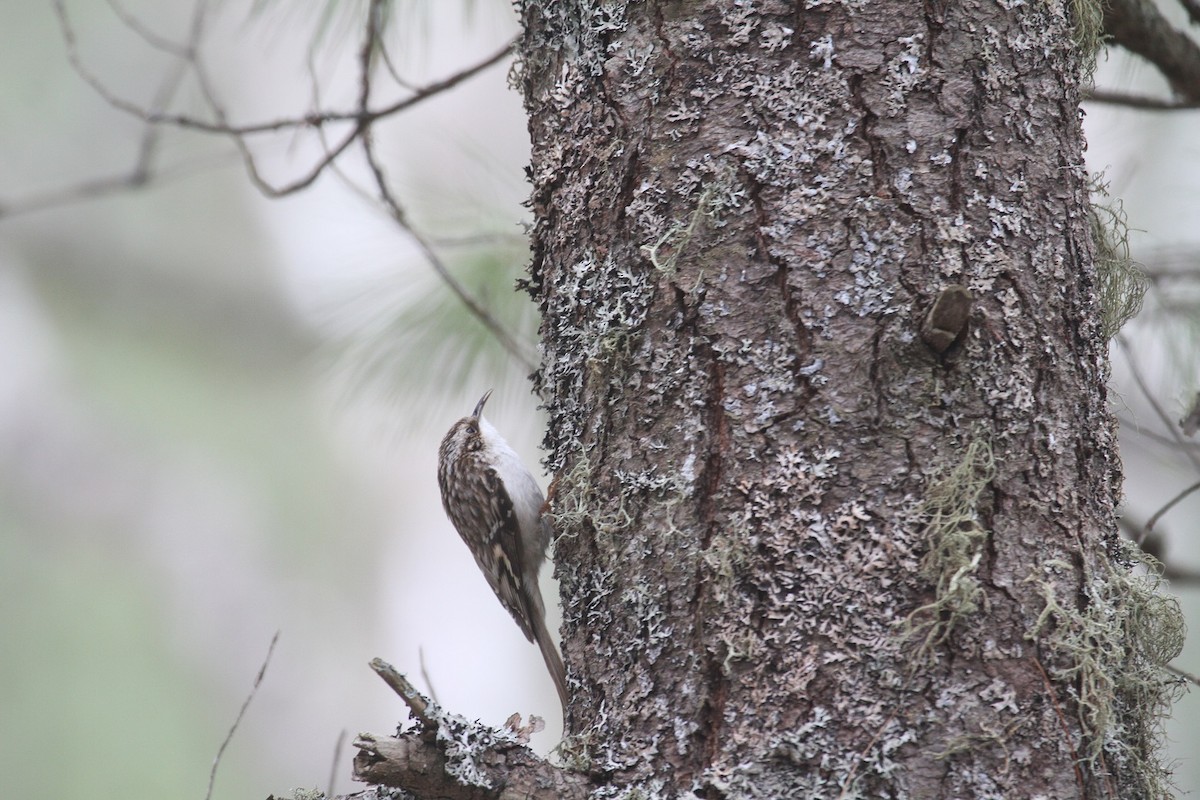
[[532, 607, 568, 712]]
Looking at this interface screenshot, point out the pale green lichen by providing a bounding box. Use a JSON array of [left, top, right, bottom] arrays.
[[644, 163, 744, 289], [282, 790, 325, 800], [1069, 0, 1106, 78], [550, 455, 634, 541], [554, 727, 598, 772], [1026, 540, 1186, 797], [903, 437, 996, 663], [1089, 178, 1147, 339], [642, 185, 716, 279]]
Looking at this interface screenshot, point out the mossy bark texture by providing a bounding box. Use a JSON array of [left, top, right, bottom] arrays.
[[516, 1, 1172, 798]]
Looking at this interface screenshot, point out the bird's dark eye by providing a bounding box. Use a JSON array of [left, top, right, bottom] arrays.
[[466, 423, 478, 435]]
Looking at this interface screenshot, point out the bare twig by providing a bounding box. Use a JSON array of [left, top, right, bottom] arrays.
[[354, 38, 516, 122], [417, 646, 441, 706], [1083, 88, 1200, 110], [1167, 663, 1200, 687], [53, 0, 165, 122], [327, 728, 348, 798], [57, 0, 514, 138], [1162, 565, 1200, 584], [206, 630, 281, 800], [48, 2, 532, 368], [350, 7, 533, 369], [359, 119, 536, 370], [369, 658, 434, 727], [0, 153, 236, 220], [229, 38, 516, 197], [1104, 0, 1200, 101], [1118, 413, 1200, 451], [378, 35, 420, 91], [1116, 334, 1200, 476], [1142, 268, 1200, 282], [1140, 479, 1200, 544], [6, 0, 216, 220], [177, 0, 307, 199], [1180, 391, 1200, 436], [359, 0, 385, 113], [106, 0, 189, 57], [429, 231, 530, 248]]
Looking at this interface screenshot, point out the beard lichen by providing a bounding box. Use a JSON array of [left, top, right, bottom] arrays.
[[1069, 0, 1105, 79], [641, 184, 717, 281], [549, 454, 635, 545], [902, 436, 996, 664], [1089, 176, 1148, 340], [1026, 539, 1186, 797]]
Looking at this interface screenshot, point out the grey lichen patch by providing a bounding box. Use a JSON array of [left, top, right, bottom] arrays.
[[292, 790, 410, 800], [331, 791, 409, 800], [540, 249, 654, 471], [550, 456, 637, 638], [881, 32, 927, 114], [397, 703, 525, 790], [833, 218, 912, 318], [562, 559, 617, 641], [976, 0, 1097, 87], [697, 709, 917, 800], [725, 61, 858, 196], [591, 778, 668, 800], [1026, 540, 1186, 797], [1088, 178, 1147, 339], [517, 1, 631, 79], [558, 700, 667, 778], [903, 437, 996, 663], [736, 445, 841, 516], [617, 582, 674, 664], [714, 336, 802, 433], [730, 438, 924, 696]]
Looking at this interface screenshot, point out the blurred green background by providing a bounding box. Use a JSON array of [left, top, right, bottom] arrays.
[[1, 2, 1197, 798]]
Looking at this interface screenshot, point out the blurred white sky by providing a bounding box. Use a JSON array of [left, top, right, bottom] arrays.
[[1, 1, 1199, 798]]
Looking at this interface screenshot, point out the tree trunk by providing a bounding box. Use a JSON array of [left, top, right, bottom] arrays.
[[516, 1, 1181, 798]]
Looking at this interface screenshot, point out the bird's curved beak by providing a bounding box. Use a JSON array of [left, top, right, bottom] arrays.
[[472, 389, 493, 419]]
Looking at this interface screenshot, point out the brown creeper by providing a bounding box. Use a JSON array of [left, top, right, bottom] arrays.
[[437, 390, 568, 709]]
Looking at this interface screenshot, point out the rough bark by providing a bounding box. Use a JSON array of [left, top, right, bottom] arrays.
[[513, 1, 1181, 799]]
